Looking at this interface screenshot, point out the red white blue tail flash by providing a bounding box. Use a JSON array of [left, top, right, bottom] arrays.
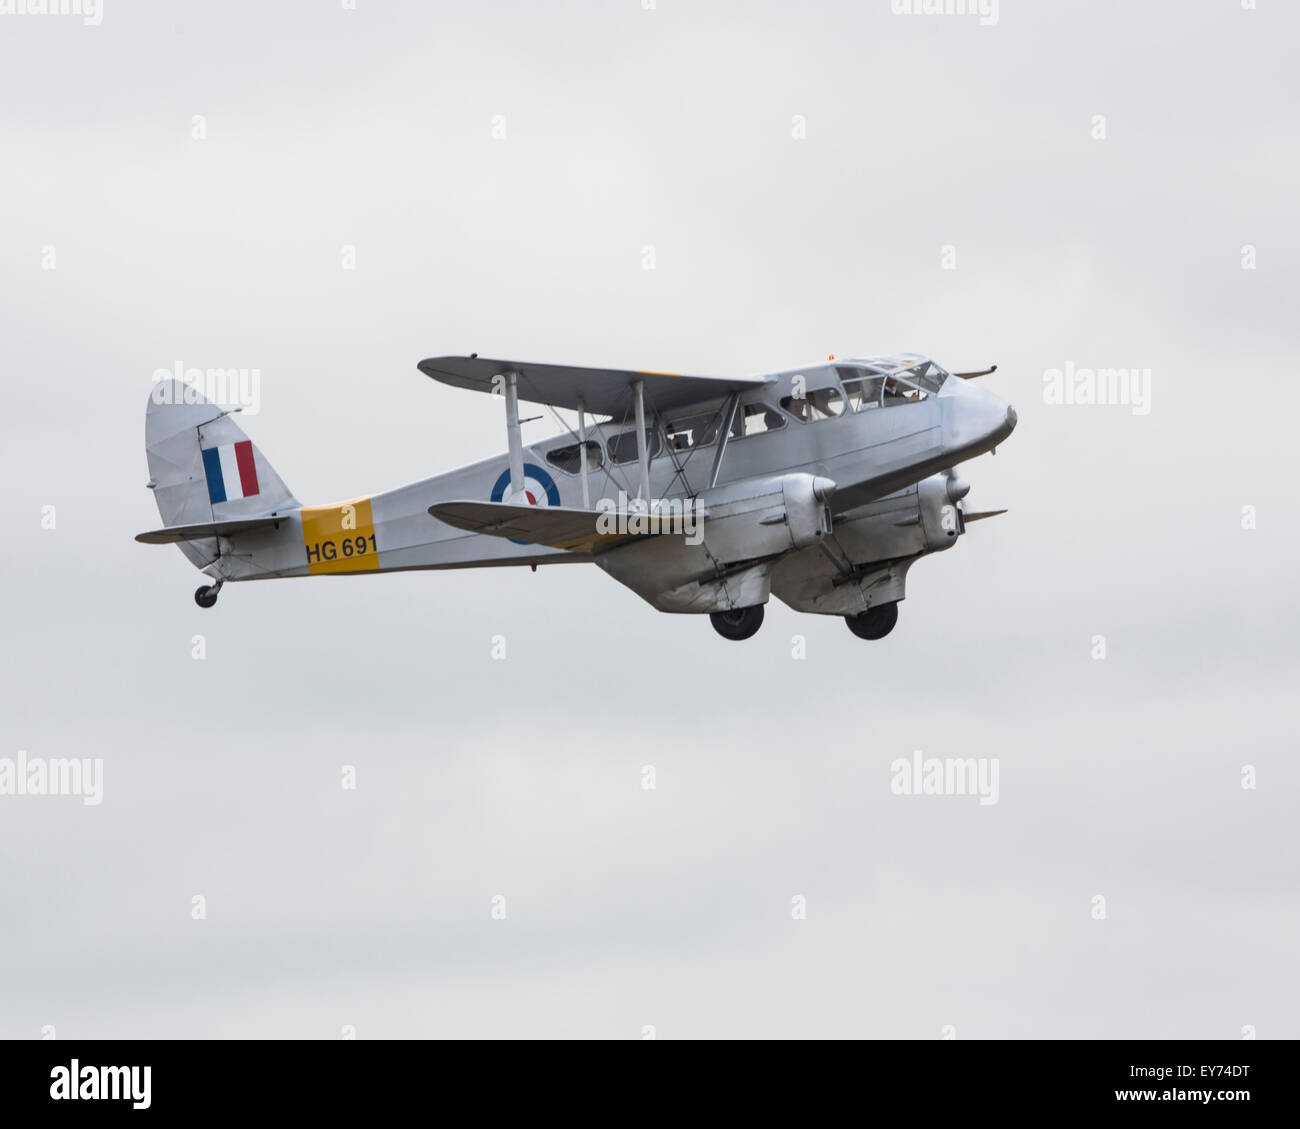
[[202, 440, 260, 504]]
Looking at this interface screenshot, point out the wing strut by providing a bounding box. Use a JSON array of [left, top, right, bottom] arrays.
[[504, 371, 526, 500], [708, 394, 740, 489], [632, 378, 651, 502], [577, 396, 591, 509]]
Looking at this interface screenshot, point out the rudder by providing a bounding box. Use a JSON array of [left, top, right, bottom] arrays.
[[145, 380, 298, 568]]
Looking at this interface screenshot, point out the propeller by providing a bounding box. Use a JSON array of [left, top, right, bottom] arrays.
[[942, 468, 1006, 525], [942, 468, 970, 502], [953, 364, 997, 380]]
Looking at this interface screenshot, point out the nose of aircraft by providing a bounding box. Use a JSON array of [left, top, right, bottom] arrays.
[[940, 378, 1017, 458]]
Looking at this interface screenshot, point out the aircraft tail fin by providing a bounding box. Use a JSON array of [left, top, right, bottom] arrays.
[[143, 380, 298, 567]]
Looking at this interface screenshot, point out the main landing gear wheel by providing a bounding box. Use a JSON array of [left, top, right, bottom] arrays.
[[846, 601, 898, 640], [710, 604, 765, 641], [194, 584, 221, 609]]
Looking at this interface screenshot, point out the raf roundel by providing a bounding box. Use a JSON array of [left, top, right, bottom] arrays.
[[490, 463, 560, 509], [489, 462, 561, 544]]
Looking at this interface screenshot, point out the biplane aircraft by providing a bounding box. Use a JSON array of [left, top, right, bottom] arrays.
[[137, 353, 1016, 640]]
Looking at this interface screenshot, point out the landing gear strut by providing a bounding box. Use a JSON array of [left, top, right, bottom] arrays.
[[846, 601, 897, 640], [194, 581, 223, 609], [710, 604, 764, 641]]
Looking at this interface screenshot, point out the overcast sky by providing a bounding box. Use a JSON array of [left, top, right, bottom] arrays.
[[2, 0, 1297, 1038]]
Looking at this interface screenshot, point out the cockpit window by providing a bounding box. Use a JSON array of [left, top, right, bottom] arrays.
[[881, 376, 928, 406], [899, 361, 948, 393], [847, 356, 950, 396], [546, 440, 604, 475]]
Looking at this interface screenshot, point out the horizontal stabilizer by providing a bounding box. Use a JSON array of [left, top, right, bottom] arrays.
[[135, 515, 288, 544], [430, 500, 689, 553]]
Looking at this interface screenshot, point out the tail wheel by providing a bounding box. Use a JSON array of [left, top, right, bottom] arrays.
[[194, 585, 219, 609], [710, 604, 765, 641], [846, 601, 898, 640]]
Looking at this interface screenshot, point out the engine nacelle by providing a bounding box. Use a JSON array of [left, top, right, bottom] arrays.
[[697, 473, 835, 565], [768, 472, 967, 617], [916, 472, 966, 552]]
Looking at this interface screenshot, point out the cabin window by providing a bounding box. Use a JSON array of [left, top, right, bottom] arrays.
[[811, 388, 844, 419], [666, 412, 722, 451], [842, 376, 885, 411], [545, 441, 604, 475], [781, 387, 844, 421], [731, 402, 787, 439], [607, 427, 663, 464]]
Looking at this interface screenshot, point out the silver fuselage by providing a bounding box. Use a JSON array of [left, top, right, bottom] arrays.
[[185, 360, 1015, 609]]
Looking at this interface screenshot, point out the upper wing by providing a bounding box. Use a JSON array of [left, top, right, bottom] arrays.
[[417, 356, 769, 417], [430, 500, 686, 553]]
